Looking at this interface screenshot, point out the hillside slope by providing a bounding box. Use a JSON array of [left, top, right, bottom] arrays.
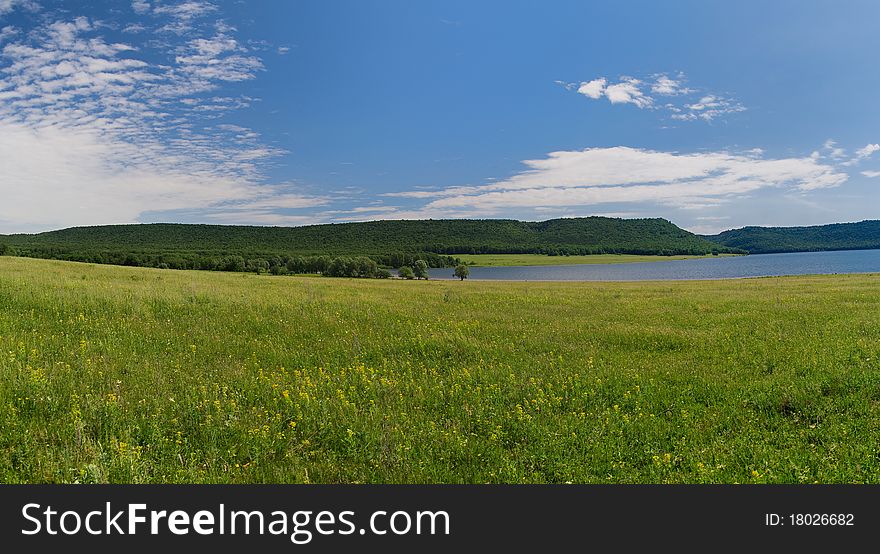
[[704, 220, 880, 254], [1, 217, 733, 269]]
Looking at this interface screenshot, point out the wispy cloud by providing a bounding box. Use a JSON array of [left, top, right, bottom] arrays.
[[0, 25, 17, 43], [841, 143, 879, 166], [131, 0, 150, 16], [855, 143, 880, 159], [604, 77, 653, 108], [651, 73, 691, 96], [559, 72, 744, 123], [822, 139, 846, 159], [573, 76, 654, 107], [0, 0, 38, 16], [0, 2, 318, 232], [672, 95, 746, 122], [152, 0, 216, 19], [122, 23, 147, 33], [384, 146, 850, 216], [153, 1, 217, 34]]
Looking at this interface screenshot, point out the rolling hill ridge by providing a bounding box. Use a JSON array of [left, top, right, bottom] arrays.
[[704, 220, 880, 254], [0, 217, 734, 271]]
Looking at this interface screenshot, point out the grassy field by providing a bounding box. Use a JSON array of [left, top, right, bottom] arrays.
[[457, 253, 736, 266], [1, 256, 879, 484]]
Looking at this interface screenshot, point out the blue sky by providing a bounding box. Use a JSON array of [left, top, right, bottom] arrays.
[[1, 0, 878, 233]]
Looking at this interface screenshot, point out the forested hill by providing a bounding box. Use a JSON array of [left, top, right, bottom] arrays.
[[0, 217, 732, 270], [704, 220, 880, 254]]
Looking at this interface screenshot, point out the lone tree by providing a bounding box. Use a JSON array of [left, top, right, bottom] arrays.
[[398, 266, 415, 279], [413, 259, 429, 280], [454, 264, 470, 281]]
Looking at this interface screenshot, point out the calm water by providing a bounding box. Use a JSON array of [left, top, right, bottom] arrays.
[[424, 249, 880, 281]]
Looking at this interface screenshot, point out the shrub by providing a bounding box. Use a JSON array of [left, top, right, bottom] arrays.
[[413, 259, 429, 280]]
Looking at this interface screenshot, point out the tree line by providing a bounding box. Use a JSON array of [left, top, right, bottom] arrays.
[[704, 220, 880, 254], [0, 244, 459, 279]]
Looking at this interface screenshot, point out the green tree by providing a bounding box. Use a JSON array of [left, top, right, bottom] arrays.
[[270, 263, 287, 275], [454, 264, 470, 281], [413, 259, 429, 280], [314, 255, 331, 274], [221, 255, 245, 272], [344, 258, 360, 277], [327, 257, 348, 277], [247, 258, 269, 274], [398, 266, 414, 279], [354, 256, 378, 278]]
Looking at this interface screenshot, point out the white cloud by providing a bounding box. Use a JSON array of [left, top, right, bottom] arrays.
[[576, 78, 605, 99], [327, 206, 486, 223], [0, 0, 37, 16], [0, 11, 320, 232], [574, 77, 652, 107], [823, 139, 846, 159], [0, 25, 16, 43], [842, 143, 880, 166], [856, 143, 880, 158], [0, 117, 322, 231], [651, 74, 690, 96], [0, 120, 272, 228], [231, 193, 329, 211], [172, 33, 263, 84], [199, 211, 324, 226], [131, 0, 150, 15], [565, 72, 744, 122], [153, 1, 216, 20], [862, 170, 880, 178], [856, 144, 880, 159], [135, 1, 219, 35], [385, 147, 849, 215], [604, 77, 653, 108], [672, 95, 745, 122]]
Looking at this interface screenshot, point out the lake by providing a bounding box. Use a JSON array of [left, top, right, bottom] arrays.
[[423, 249, 880, 281]]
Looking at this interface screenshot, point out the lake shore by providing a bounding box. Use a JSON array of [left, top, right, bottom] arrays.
[[457, 253, 738, 267], [428, 249, 880, 281]]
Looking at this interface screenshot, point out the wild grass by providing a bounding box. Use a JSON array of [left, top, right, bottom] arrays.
[[1, 256, 878, 483], [457, 253, 736, 266]]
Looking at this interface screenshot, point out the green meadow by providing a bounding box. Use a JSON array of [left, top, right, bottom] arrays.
[[1, 256, 879, 484], [457, 253, 736, 267]]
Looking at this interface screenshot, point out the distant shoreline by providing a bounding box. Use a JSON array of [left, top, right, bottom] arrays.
[[425, 249, 880, 282], [456, 253, 740, 267]]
